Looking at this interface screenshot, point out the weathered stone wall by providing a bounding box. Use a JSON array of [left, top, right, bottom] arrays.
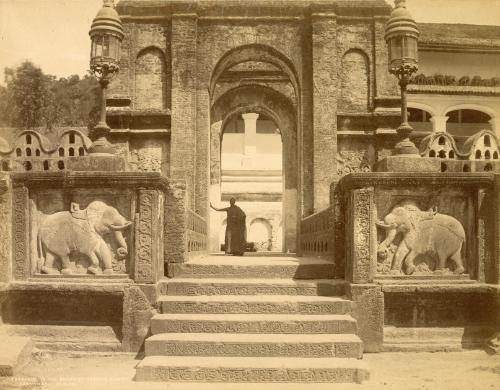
[[110, 22, 171, 108]]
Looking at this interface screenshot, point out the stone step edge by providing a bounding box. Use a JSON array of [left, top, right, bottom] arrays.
[[152, 313, 357, 321], [146, 333, 362, 343], [161, 278, 346, 284], [158, 295, 350, 302], [135, 356, 369, 383], [145, 333, 362, 358]]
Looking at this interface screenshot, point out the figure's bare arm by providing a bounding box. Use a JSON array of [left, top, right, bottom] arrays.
[[210, 202, 227, 212]]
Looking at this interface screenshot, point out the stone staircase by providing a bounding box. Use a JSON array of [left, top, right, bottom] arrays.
[[135, 255, 369, 384]]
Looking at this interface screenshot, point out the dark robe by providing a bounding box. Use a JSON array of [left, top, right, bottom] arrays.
[[223, 205, 247, 255]]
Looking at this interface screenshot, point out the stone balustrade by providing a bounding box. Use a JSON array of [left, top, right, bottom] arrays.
[[187, 209, 208, 256], [300, 207, 334, 260]]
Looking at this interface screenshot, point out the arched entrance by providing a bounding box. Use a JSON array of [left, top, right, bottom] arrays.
[[208, 45, 299, 254]]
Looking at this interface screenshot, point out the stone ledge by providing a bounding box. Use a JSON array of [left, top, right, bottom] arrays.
[[10, 171, 172, 191], [7, 280, 132, 293], [338, 172, 495, 191], [380, 283, 499, 294]]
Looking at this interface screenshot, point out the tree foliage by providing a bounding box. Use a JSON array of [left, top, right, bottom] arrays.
[[0, 61, 100, 131]]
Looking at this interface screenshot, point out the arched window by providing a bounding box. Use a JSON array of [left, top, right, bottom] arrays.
[[408, 108, 432, 132], [446, 109, 492, 136]]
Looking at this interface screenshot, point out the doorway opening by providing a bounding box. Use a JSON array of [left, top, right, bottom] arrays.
[[215, 112, 284, 253]]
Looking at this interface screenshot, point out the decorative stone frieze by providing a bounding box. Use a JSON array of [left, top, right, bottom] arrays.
[[376, 201, 466, 275], [37, 201, 132, 275]]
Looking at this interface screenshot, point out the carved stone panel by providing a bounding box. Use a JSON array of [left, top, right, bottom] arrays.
[[376, 199, 466, 275], [31, 189, 134, 276], [134, 189, 163, 283], [13, 185, 29, 280]]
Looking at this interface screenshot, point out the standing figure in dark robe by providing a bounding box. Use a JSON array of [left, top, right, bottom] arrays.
[[210, 198, 247, 256]]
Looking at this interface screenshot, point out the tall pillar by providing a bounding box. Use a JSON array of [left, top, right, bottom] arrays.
[[243, 113, 259, 156], [170, 14, 197, 209], [312, 13, 338, 211], [430, 115, 449, 133]]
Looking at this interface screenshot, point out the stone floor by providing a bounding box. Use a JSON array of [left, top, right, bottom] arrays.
[[0, 350, 498, 390]]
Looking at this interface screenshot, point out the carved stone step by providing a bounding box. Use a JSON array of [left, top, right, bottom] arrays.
[[159, 295, 352, 315], [145, 333, 363, 358], [150, 314, 357, 335], [161, 278, 346, 296], [135, 356, 369, 383], [167, 256, 335, 279]]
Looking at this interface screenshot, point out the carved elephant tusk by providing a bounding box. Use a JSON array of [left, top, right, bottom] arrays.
[[376, 221, 397, 229], [109, 221, 132, 231]]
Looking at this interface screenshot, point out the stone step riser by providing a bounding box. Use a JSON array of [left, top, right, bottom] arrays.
[[151, 319, 357, 335], [145, 340, 362, 359], [160, 301, 352, 315], [167, 264, 335, 279], [163, 283, 345, 297], [135, 366, 369, 383]]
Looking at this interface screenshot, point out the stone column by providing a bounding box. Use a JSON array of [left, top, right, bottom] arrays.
[[242, 113, 259, 156], [344, 186, 383, 352], [170, 14, 197, 209], [430, 115, 449, 133], [312, 13, 338, 211]]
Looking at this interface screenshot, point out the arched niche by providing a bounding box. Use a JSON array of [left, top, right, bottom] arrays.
[[135, 47, 168, 110], [209, 44, 300, 103], [249, 218, 273, 251], [339, 49, 369, 113]]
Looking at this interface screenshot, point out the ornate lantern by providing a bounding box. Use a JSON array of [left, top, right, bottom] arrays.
[[88, 0, 124, 154], [385, 0, 420, 155]]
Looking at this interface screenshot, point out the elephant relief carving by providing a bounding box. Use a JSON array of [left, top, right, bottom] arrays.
[[37, 201, 132, 275], [376, 201, 465, 275]]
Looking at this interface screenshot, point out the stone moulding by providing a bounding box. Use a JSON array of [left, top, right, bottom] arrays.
[[338, 172, 495, 192], [116, 0, 392, 20], [10, 171, 170, 191]]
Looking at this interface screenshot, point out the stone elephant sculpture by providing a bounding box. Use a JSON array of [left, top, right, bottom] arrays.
[[376, 201, 465, 275], [38, 201, 132, 275]]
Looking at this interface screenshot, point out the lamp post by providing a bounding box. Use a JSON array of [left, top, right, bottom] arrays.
[[88, 0, 124, 155], [385, 0, 420, 155]]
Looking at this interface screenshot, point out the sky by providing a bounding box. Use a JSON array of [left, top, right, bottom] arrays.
[[0, 0, 499, 84]]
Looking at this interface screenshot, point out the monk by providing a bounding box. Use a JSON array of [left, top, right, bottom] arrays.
[[210, 198, 247, 256]]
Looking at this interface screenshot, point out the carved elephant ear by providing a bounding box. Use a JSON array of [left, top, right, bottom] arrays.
[[70, 202, 87, 220]]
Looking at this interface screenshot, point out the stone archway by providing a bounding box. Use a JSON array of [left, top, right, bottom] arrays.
[[209, 85, 298, 253]]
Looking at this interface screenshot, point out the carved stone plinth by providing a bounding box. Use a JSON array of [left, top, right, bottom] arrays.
[[375, 156, 440, 172]]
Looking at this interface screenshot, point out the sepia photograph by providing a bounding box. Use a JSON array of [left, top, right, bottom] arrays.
[[0, 0, 499, 389]]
